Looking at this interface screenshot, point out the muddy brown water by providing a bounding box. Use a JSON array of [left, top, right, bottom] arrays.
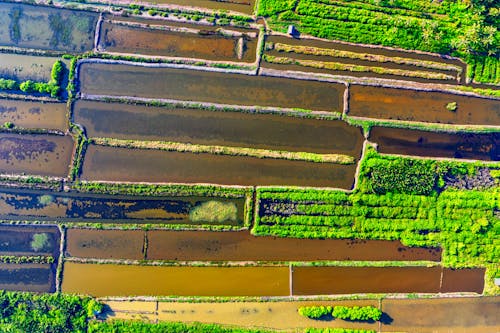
[[370, 127, 500, 161], [292, 266, 443, 294], [0, 2, 97, 52], [117, 0, 256, 15], [349, 85, 500, 126], [381, 297, 500, 333], [0, 133, 74, 177], [79, 63, 344, 112], [264, 36, 461, 84], [0, 187, 245, 225], [81, 144, 357, 188], [99, 20, 257, 62], [0, 98, 67, 131], [441, 268, 485, 293], [0, 263, 55, 292], [66, 229, 145, 260], [146, 230, 441, 261], [0, 225, 60, 257], [61, 262, 289, 297], [74, 100, 364, 156], [0, 53, 63, 82]]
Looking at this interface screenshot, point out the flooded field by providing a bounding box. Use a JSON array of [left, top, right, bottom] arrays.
[[381, 297, 500, 333], [0, 53, 63, 82], [264, 36, 461, 84], [0, 263, 55, 292], [146, 230, 441, 261], [0, 187, 245, 225], [0, 225, 60, 257], [62, 262, 289, 297], [74, 100, 363, 155], [292, 266, 442, 294], [441, 268, 485, 293], [81, 144, 357, 188], [65, 229, 145, 260], [0, 2, 97, 52], [118, 0, 256, 15], [349, 85, 500, 126], [370, 127, 500, 161], [99, 19, 258, 62], [0, 98, 67, 131], [79, 63, 344, 112], [0, 133, 74, 177]]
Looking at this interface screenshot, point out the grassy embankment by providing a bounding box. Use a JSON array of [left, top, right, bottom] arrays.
[[253, 146, 499, 275], [258, 0, 500, 85]]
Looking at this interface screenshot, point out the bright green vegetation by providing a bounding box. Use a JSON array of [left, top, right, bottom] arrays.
[[0, 255, 54, 264], [30, 233, 50, 252], [189, 201, 238, 224], [253, 147, 499, 268], [446, 102, 458, 111], [298, 305, 333, 319], [0, 60, 65, 98], [305, 329, 375, 333], [88, 321, 273, 333], [332, 306, 382, 322], [259, 0, 499, 84], [0, 291, 102, 333]]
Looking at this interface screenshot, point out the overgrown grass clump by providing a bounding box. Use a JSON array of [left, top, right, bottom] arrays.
[[88, 321, 274, 333], [189, 201, 238, 224], [332, 306, 382, 322], [298, 306, 332, 319]]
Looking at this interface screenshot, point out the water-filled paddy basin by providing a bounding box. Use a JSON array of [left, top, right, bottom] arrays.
[[370, 127, 500, 161], [0, 263, 55, 292], [79, 63, 344, 112], [62, 262, 289, 297], [0, 224, 60, 257], [349, 85, 500, 126], [0, 98, 67, 131], [381, 296, 500, 333], [0, 133, 74, 177], [264, 36, 459, 84], [0, 53, 66, 82], [292, 266, 443, 294], [146, 230, 441, 261], [65, 228, 145, 260], [441, 268, 485, 293], [81, 144, 357, 188], [0, 2, 97, 52], [112, 0, 256, 15], [74, 100, 364, 155], [0, 187, 245, 225], [99, 19, 258, 62]]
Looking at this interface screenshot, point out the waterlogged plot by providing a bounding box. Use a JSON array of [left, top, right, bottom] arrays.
[[0, 134, 74, 177], [441, 268, 485, 293], [0, 98, 67, 131], [0, 187, 245, 225], [147, 230, 441, 261], [99, 19, 258, 62], [0, 53, 66, 82], [79, 63, 344, 112], [0, 263, 55, 293], [81, 145, 357, 188], [370, 127, 500, 161], [62, 262, 289, 297], [349, 85, 500, 126], [74, 100, 364, 155], [0, 2, 98, 52], [112, 0, 256, 15], [0, 225, 60, 257], [264, 35, 463, 84]]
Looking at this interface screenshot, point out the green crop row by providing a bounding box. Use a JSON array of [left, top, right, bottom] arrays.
[[467, 55, 500, 85]]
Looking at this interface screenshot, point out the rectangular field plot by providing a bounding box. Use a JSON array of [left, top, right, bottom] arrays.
[[74, 100, 364, 156], [62, 262, 289, 297], [349, 85, 500, 126], [441, 268, 485, 294], [0, 187, 245, 226], [264, 35, 463, 84], [0, 133, 74, 177], [0, 98, 67, 131], [79, 63, 344, 112], [81, 144, 357, 188], [0, 2, 97, 52], [111, 0, 256, 15], [0, 53, 67, 82], [0, 225, 60, 257], [369, 127, 500, 161], [99, 19, 258, 62], [0, 263, 55, 293], [292, 266, 442, 294], [146, 230, 441, 262]]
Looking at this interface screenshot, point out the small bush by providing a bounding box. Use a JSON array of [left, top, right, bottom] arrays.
[[298, 306, 333, 319], [446, 102, 457, 111], [332, 306, 382, 322]]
